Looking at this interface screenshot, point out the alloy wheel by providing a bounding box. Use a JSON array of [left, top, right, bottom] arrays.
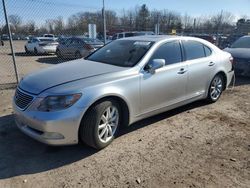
[[98, 106, 119, 143], [210, 75, 223, 101]]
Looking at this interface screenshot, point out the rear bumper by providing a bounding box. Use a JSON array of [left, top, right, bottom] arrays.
[[37, 46, 57, 54], [226, 70, 234, 87]]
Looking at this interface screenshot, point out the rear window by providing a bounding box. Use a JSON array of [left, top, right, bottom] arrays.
[[183, 40, 206, 60], [39, 39, 55, 42], [204, 45, 212, 56]]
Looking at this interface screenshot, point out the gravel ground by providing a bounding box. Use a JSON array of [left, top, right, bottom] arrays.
[[0, 77, 249, 188]]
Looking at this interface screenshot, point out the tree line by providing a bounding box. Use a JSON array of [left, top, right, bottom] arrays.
[[0, 4, 244, 37]]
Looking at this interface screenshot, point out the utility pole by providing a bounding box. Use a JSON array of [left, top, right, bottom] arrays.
[[2, 0, 19, 83], [102, 0, 106, 44]]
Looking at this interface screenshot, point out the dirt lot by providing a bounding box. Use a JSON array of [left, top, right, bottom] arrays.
[[0, 41, 250, 187], [0, 41, 68, 86], [0, 76, 249, 188]]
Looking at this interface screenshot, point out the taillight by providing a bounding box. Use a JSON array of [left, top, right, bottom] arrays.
[[84, 44, 94, 50], [229, 56, 234, 64], [229, 56, 234, 70]]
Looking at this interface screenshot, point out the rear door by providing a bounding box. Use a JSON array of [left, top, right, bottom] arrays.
[[140, 40, 188, 115], [182, 40, 215, 99]]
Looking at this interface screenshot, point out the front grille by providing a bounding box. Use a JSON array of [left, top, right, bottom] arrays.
[[15, 88, 34, 109]]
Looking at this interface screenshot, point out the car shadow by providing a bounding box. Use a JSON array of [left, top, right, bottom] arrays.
[[9, 52, 55, 57], [36, 56, 72, 64], [0, 100, 209, 180]]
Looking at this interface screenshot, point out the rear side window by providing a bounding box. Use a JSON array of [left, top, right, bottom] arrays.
[[204, 45, 212, 56], [183, 40, 206, 60], [118, 34, 123, 39], [150, 41, 182, 65]]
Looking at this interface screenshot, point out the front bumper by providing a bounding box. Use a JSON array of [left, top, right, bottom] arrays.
[[13, 100, 86, 146]]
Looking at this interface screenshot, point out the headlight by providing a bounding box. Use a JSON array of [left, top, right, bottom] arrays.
[[37, 93, 82, 112]]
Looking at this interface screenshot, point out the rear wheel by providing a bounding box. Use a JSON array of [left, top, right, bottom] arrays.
[[56, 49, 62, 58], [207, 74, 224, 103], [75, 51, 82, 59], [25, 46, 30, 54], [79, 99, 121, 149]]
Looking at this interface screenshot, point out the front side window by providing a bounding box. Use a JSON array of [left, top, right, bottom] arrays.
[[183, 40, 206, 60], [150, 41, 182, 65], [86, 40, 154, 67]]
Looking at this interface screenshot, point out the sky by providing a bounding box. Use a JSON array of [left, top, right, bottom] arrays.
[[1, 0, 250, 25]]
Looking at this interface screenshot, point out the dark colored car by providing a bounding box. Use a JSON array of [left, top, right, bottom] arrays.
[[1, 34, 9, 40], [224, 36, 250, 77], [56, 37, 104, 59]]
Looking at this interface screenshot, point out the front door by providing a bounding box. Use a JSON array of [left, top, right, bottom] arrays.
[[140, 40, 188, 115]]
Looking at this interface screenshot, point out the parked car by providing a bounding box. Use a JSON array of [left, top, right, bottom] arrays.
[[112, 31, 154, 40], [25, 37, 59, 54], [1, 34, 9, 40], [56, 37, 104, 59], [224, 35, 250, 77], [43, 34, 55, 38], [13, 36, 234, 149], [192, 34, 217, 44]]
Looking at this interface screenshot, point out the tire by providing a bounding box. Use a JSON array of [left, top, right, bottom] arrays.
[[34, 48, 38, 55], [56, 49, 62, 58], [79, 99, 121, 149], [75, 51, 82, 59], [25, 46, 29, 54], [207, 74, 224, 103]]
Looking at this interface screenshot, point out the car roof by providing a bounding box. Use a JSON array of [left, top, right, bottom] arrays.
[[119, 35, 180, 42], [119, 35, 218, 43]]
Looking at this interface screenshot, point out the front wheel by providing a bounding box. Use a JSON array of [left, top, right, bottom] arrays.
[[34, 48, 38, 55], [79, 99, 121, 149], [207, 74, 224, 103]]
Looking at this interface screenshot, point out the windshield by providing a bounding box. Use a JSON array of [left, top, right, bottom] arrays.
[[231, 37, 250, 48], [86, 40, 154, 67]]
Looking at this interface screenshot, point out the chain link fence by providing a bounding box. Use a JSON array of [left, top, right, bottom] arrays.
[[0, 0, 18, 89], [1, 0, 249, 89]]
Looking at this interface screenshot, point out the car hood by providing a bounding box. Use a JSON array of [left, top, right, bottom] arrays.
[[19, 59, 128, 95], [224, 48, 250, 59]]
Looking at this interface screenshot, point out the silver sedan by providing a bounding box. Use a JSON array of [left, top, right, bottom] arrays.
[[13, 36, 234, 149]]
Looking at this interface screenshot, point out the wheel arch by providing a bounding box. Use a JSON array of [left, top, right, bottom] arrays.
[[79, 94, 130, 134], [215, 71, 227, 90]]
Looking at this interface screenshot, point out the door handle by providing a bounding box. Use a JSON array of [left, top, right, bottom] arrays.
[[209, 62, 215, 66], [178, 68, 187, 74]]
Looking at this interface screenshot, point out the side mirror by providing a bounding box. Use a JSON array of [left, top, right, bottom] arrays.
[[145, 59, 165, 74]]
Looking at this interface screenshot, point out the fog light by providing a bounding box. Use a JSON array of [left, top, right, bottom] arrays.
[[42, 132, 64, 140]]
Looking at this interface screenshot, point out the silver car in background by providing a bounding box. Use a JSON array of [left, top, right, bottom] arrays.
[[56, 37, 104, 59], [25, 37, 59, 54], [13, 36, 234, 149]]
